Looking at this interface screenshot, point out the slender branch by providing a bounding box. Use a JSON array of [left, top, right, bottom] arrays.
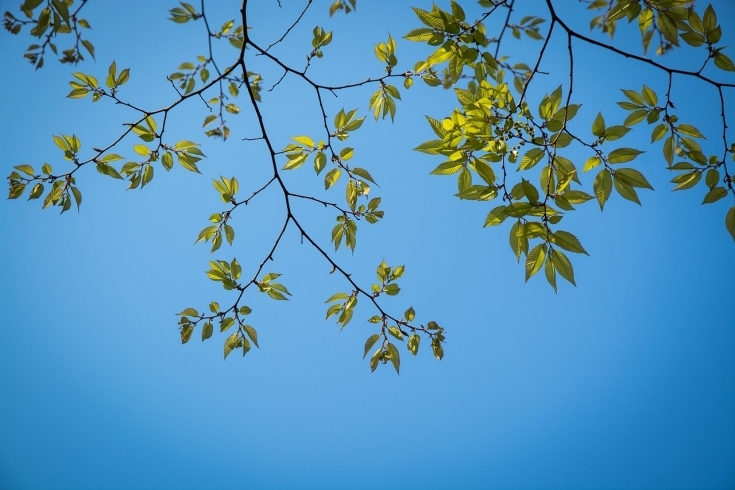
[[494, 0, 514, 59], [519, 18, 556, 105], [546, 0, 735, 89], [264, 0, 312, 52]]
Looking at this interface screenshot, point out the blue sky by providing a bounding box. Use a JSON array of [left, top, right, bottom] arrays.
[[1, 0, 733, 489]]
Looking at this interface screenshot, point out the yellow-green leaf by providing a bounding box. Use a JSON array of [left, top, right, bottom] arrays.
[[726, 206, 735, 241], [551, 230, 588, 255]]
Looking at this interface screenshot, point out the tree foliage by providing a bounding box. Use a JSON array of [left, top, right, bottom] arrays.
[[4, 0, 734, 373]]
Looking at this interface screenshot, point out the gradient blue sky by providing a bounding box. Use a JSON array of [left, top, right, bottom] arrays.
[[1, 1, 734, 489]]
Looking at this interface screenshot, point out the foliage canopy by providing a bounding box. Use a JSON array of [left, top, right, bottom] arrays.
[[4, 0, 734, 373]]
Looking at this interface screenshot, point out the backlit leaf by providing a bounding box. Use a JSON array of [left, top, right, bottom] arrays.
[[702, 186, 727, 204], [549, 248, 575, 286], [387, 342, 400, 374], [551, 230, 588, 255], [726, 207, 735, 241], [593, 169, 612, 210], [363, 334, 380, 359]]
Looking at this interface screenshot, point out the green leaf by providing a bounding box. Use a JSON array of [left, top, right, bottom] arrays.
[[593, 169, 612, 210], [671, 170, 702, 191], [67, 88, 89, 99], [407, 334, 420, 356], [703, 4, 717, 31], [521, 179, 539, 203], [81, 40, 95, 59], [544, 254, 557, 292], [326, 292, 349, 303], [174, 140, 202, 150], [425, 321, 439, 331], [339, 147, 355, 161], [71, 186, 82, 209], [607, 1, 634, 21], [706, 169, 720, 188], [549, 248, 575, 286], [177, 308, 199, 317], [201, 322, 213, 341], [141, 165, 154, 187], [602, 125, 630, 142], [283, 153, 307, 170], [387, 342, 400, 374], [363, 334, 381, 359], [583, 156, 601, 173], [180, 324, 194, 344], [14, 164, 35, 176], [388, 326, 404, 341], [266, 289, 289, 301], [519, 148, 545, 171], [647, 110, 661, 125], [161, 152, 173, 171], [484, 206, 507, 227], [431, 339, 444, 360], [224, 332, 238, 359], [591, 112, 605, 137], [624, 109, 648, 126], [457, 167, 472, 193], [326, 303, 342, 320], [28, 183, 44, 199], [702, 186, 727, 204], [344, 117, 365, 132], [404, 27, 434, 42], [508, 221, 524, 261], [430, 161, 463, 175], [612, 174, 641, 204], [241, 336, 251, 356], [220, 317, 235, 332], [178, 154, 201, 173], [641, 85, 658, 106], [470, 160, 494, 186], [117, 68, 130, 85], [314, 152, 327, 174], [676, 124, 704, 139], [525, 243, 546, 281], [224, 224, 235, 245], [414, 139, 444, 155], [243, 325, 259, 348], [651, 124, 667, 143], [261, 272, 279, 283], [714, 52, 735, 72], [384, 283, 400, 296], [726, 207, 735, 241], [563, 190, 594, 204], [369, 348, 381, 372], [621, 89, 644, 106], [551, 230, 588, 255], [291, 135, 314, 147], [132, 144, 150, 157], [657, 12, 679, 45], [614, 168, 653, 189], [8, 183, 26, 200], [662, 136, 675, 166], [324, 168, 341, 189], [352, 167, 376, 184], [385, 84, 401, 100], [53, 135, 70, 151]]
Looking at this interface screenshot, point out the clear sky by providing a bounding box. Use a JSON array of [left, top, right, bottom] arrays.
[[1, 0, 733, 489]]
